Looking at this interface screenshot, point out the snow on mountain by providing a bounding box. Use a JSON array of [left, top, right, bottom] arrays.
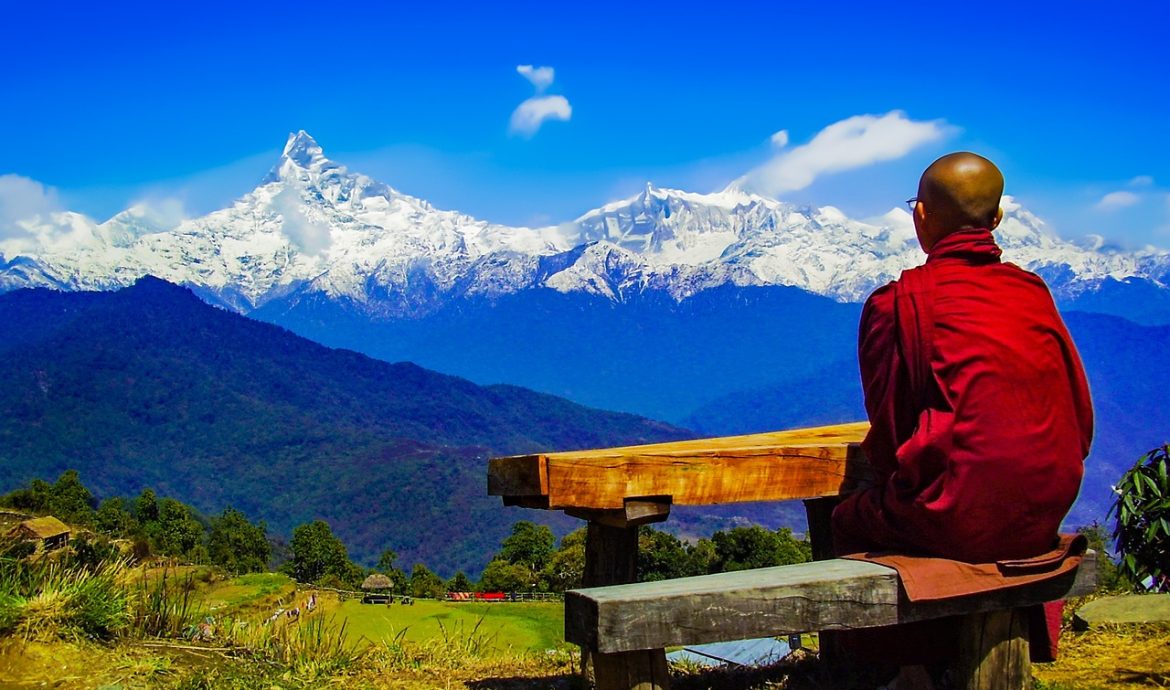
[[3, 131, 1168, 315]]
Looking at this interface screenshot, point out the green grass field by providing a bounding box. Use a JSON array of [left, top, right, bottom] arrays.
[[333, 599, 564, 652], [202, 572, 296, 616]]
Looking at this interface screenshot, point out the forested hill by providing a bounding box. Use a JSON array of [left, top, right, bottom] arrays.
[[0, 277, 690, 574]]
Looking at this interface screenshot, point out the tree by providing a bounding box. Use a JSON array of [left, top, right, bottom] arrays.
[[1110, 444, 1170, 592], [638, 528, 695, 582], [135, 488, 160, 524], [498, 521, 555, 572], [446, 571, 473, 592], [711, 525, 811, 573], [544, 528, 586, 592], [685, 537, 717, 575], [154, 498, 204, 558], [1, 478, 51, 513], [95, 497, 138, 536], [285, 520, 351, 584], [208, 507, 270, 575], [409, 563, 446, 599], [376, 548, 398, 574], [48, 470, 96, 525], [478, 559, 535, 593]]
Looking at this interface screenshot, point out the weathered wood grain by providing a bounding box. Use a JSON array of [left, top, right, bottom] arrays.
[[488, 421, 871, 509], [566, 553, 1097, 654], [593, 649, 670, 690], [581, 520, 671, 689], [956, 609, 1031, 690], [566, 559, 899, 653], [487, 454, 548, 497]]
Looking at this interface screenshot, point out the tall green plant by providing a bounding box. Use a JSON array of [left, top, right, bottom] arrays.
[[1109, 444, 1170, 592], [130, 566, 203, 638], [0, 545, 130, 640]]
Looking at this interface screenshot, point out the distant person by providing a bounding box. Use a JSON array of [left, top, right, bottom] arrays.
[[831, 152, 1094, 681]]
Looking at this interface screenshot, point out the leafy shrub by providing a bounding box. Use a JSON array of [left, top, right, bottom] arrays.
[[1110, 444, 1170, 592]]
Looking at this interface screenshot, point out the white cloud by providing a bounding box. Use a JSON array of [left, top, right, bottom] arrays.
[[732, 111, 948, 197], [516, 65, 555, 93], [125, 196, 188, 231], [274, 187, 333, 255], [1096, 190, 1141, 211], [0, 174, 63, 236], [509, 95, 572, 137], [770, 129, 789, 148], [0, 175, 105, 256], [1128, 175, 1155, 188]]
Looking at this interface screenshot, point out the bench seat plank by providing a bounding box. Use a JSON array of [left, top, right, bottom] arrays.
[[566, 554, 1096, 654]]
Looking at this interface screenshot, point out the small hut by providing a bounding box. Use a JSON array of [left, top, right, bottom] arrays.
[[361, 573, 394, 604], [9, 516, 70, 553], [362, 573, 393, 591]]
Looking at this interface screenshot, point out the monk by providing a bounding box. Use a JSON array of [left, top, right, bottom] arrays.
[[830, 152, 1094, 678]]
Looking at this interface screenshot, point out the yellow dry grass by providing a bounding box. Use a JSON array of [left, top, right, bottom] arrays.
[[1033, 623, 1170, 689]]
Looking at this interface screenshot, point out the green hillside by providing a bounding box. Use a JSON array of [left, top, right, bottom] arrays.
[[0, 277, 689, 574]]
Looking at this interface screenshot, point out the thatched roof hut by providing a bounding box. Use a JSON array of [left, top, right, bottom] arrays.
[[8, 516, 70, 552], [361, 573, 393, 591]]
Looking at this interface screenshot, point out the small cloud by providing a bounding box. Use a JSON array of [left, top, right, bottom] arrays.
[[1128, 175, 1155, 188], [0, 175, 104, 256], [509, 95, 572, 137], [274, 187, 333, 255], [1095, 190, 1140, 211], [510, 65, 570, 138], [0, 174, 63, 236], [770, 129, 789, 148], [516, 65, 555, 93], [731, 111, 949, 197], [125, 196, 188, 231]]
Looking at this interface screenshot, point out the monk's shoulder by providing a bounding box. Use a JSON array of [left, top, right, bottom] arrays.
[[861, 281, 897, 331], [999, 260, 1050, 285]]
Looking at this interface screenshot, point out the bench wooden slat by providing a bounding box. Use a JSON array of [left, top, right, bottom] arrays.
[[566, 553, 1096, 654]]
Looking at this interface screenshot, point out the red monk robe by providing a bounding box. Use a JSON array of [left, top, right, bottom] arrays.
[[832, 228, 1094, 662]]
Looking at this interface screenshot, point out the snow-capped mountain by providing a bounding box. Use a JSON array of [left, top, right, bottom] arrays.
[[3, 131, 1168, 316]]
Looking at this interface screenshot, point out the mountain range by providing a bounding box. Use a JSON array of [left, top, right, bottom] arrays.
[[2, 131, 1168, 546], [0, 277, 687, 574], [3, 131, 1169, 323]]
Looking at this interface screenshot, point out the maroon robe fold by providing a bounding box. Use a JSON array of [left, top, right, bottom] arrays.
[[831, 228, 1094, 663]]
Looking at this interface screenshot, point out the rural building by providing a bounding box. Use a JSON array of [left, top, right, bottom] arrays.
[[9, 516, 71, 552]]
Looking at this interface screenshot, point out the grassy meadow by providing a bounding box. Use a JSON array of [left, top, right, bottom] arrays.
[[0, 557, 1167, 689], [330, 598, 564, 651]]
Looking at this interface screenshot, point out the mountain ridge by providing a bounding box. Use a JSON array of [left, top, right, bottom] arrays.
[[2, 131, 1168, 323], [0, 277, 690, 574]]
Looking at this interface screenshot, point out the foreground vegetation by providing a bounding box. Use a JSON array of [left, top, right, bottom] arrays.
[[2, 457, 1168, 688], [0, 528, 1166, 689]]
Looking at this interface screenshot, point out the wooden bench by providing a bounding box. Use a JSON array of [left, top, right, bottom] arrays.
[[488, 422, 1095, 690]]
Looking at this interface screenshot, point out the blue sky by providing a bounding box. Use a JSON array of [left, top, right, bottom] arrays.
[[2, 1, 1168, 247]]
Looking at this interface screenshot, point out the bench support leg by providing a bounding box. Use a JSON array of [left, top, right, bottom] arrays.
[[594, 649, 671, 690], [956, 608, 1030, 690], [803, 497, 844, 676], [582, 521, 671, 690]]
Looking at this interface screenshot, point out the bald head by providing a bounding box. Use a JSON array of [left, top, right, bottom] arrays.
[[914, 152, 1004, 250]]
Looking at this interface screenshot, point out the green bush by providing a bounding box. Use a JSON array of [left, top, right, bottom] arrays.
[[1110, 443, 1170, 592]]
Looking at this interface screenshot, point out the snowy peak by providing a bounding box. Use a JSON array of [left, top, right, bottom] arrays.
[[281, 130, 326, 168], [262, 130, 340, 185], [2, 131, 1169, 318]]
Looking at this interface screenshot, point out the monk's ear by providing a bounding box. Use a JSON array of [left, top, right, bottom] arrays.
[[990, 207, 1004, 230]]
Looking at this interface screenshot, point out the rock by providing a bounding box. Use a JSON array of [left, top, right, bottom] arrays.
[[1073, 594, 1170, 630]]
